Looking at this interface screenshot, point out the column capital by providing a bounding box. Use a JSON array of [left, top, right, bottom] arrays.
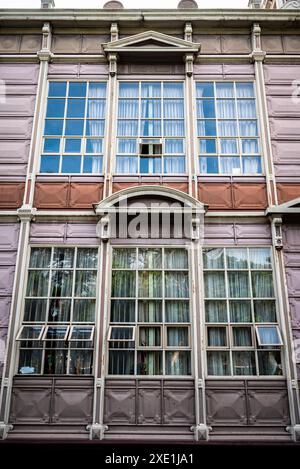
[[17, 205, 37, 222]]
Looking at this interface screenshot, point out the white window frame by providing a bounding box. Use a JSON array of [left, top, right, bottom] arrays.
[[16, 325, 46, 342], [255, 325, 283, 347], [69, 325, 95, 342]]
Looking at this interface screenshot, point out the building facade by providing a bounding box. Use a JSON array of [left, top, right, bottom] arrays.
[[0, 0, 300, 443]]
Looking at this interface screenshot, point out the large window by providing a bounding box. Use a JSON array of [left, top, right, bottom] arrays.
[[203, 247, 283, 376], [40, 81, 106, 174], [17, 247, 98, 375], [196, 82, 262, 175], [108, 247, 191, 375], [116, 82, 186, 174]]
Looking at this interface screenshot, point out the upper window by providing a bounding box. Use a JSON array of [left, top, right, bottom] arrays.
[[40, 81, 107, 174], [116, 82, 186, 175], [17, 247, 98, 375], [203, 247, 283, 377], [196, 82, 262, 175]]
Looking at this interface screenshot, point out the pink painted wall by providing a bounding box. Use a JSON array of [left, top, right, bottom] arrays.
[[204, 222, 271, 245], [29, 222, 100, 245], [0, 223, 20, 378]]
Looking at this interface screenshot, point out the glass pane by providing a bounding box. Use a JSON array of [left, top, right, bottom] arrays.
[[229, 301, 252, 323], [220, 156, 241, 175], [239, 120, 258, 137], [165, 249, 188, 269], [86, 120, 105, 136], [108, 351, 134, 374], [70, 327, 93, 341], [236, 82, 254, 98], [67, 99, 85, 118], [88, 82, 106, 98], [52, 248, 74, 268], [241, 139, 259, 154], [49, 82, 67, 97], [141, 82, 161, 98], [24, 299, 47, 322], [139, 327, 161, 347], [61, 155, 81, 173], [87, 99, 105, 119], [46, 99, 65, 118], [165, 139, 184, 154], [242, 156, 262, 174], [139, 272, 162, 298], [40, 155, 60, 172], [137, 351, 162, 375], [197, 120, 216, 136], [167, 327, 189, 347], [142, 99, 161, 118], [203, 248, 224, 269], [207, 327, 227, 346], [257, 326, 281, 345], [44, 138, 60, 153], [119, 82, 139, 98], [116, 156, 138, 173], [207, 351, 230, 376], [30, 248, 51, 268], [18, 350, 42, 374], [44, 119, 63, 135], [199, 139, 216, 154], [165, 351, 191, 375], [73, 299, 96, 322], [26, 271, 49, 297], [197, 99, 215, 118], [204, 272, 226, 298], [44, 350, 68, 374], [50, 271, 73, 297], [44, 326, 68, 340], [83, 156, 102, 174], [220, 139, 238, 154], [138, 300, 162, 322], [118, 139, 137, 154], [112, 249, 136, 268], [163, 82, 183, 98], [138, 249, 162, 269], [118, 99, 139, 118], [75, 271, 97, 297], [77, 248, 98, 268], [68, 82, 87, 97], [252, 272, 274, 298], [164, 99, 184, 119], [249, 248, 271, 269], [117, 120, 138, 136], [164, 156, 185, 174], [216, 82, 234, 98], [200, 156, 219, 174], [205, 300, 227, 323], [86, 139, 103, 153], [218, 120, 237, 137], [164, 120, 184, 137], [110, 327, 133, 340], [69, 350, 93, 375], [140, 157, 161, 174], [217, 100, 236, 119], [65, 120, 84, 136], [19, 326, 43, 340], [254, 300, 277, 322], [165, 301, 189, 323], [48, 299, 71, 322], [237, 100, 256, 118], [196, 83, 214, 98], [165, 272, 189, 298], [141, 120, 161, 137], [228, 272, 250, 298], [111, 300, 135, 323], [232, 351, 256, 376], [65, 138, 81, 152], [258, 351, 282, 376], [112, 271, 136, 297], [226, 248, 248, 269], [232, 327, 252, 347]]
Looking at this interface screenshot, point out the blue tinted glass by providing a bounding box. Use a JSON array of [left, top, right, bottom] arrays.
[[199, 139, 216, 154], [87, 100, 105, 119], [119, 83, 139, 98], [67, 99, 85, 118], [117, 121, 138, 137], [61, 156, 81, 173], [116, 156, 138, 173], [140, 157, 161, 174], [44, 120, 64, 135], [65, 139, 81, 152], [86, 120, 105, 136], [69, 82, 87, 97], [197, 100, 215, 118], [242, 156, 262, 174], [196, 83, 214, 98], [197, 120, 217, 137], [218, 121, 238, 137], [118, 100, 139, 119], [88, 83, 106, 98], [216, 83, 234, 98], [65, 120, 84, 136], [118, 139, 137, 153], [220, 139, 238, 154], [236, 82, 254, 98], [40, 155, 60, 173], [83, 156, 102, 173], [48, 82, 67, 97], [164, 120, 184, 137], [141, 120, 161, 137], [44, 139, 60, 153], [165, 139, 184, 154], [241, 139, 259, 154], [239, 120, 258, 137], [220, 157, 241, 174], [46, 99, 65, 118], [142, 100, 161, 118], [200, 156, 219, 174], [163, 83, 184, 98], [141, 82, 161, 98], [86, 139, 103, 153], [164, 156, 185, 174]]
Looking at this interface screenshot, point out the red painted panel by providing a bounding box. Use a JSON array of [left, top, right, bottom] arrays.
[[233, 183, 268, 210], [277, 184, 300, 204], [34, 183, 69, 209], [112, 182, 188, 194], [0, 183, 24, 209], [69, 183, 103, 209], [198, 183, 232, 210]]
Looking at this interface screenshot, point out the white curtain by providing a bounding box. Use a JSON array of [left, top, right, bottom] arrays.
[[241, 139, 258, 154], [118, 139, 137, 154], [242, 157, 261, 174], [216, 83, 234, 98], [164, 120, 184, 137], [166, 351, 190, 375], [252, 272, 274, 297], [233, 327, 252, 346], [165, 272, 189, 298], [258, 351, 282, 375], [141, 120, 161, 137], [229, 301, 252, 323], [139, 272, 162, 298], [236, 83, 254, 98], [220, 157, 241, 174], [138, 300, 162, 322], [218, 120, 237, 137], [217, 100, 236, 119], [86, 120, 105, 136], [220, 139, 237, 154], [228, 272, 250, 298], [167, 327, 188, 347], [197, 99, 215, 118], [163, 83, 183, 98], [165, 249, 188, 269], [164, 100, 184, 119], [117, 120, 138, 137], [164, 156, 185, 174], [118, 99, 139, 119], [165, 301, 189, 322], [111, 271, 136, 297], [87, 99, 105, 119], [86, 139, 103, 153], [73, 299, 96, 322], [140, 157, 161, 174], [75, 271, 96, 297], [239, 120, 258, 137], [237, 100, 256, 118], [207, 351, 229, 376], [109, 351, 134, 375], [208, 327, 226, 346], [141, 99, 161, 118], [165, 139, 184, 154], [88, 83, 106, 98], [226, 248, 247, 269], [119, 83, 139, 98], [254, 300, 276, 322], [232, 351, 255, 376], [205, 300, 227, 323], [142, 82, 161, 98], [204, 272, 226, 298]]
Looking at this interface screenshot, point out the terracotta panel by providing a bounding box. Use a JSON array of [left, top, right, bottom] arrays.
[[52, 35, 82, 53], [52, 388, 93, 424], [69, 183, 103, 209], [206, 389, 247, 426], [233, 183, 268, 210], [282, 35, 300, 54], [277, 184, 300, 204], [221, 35, 251, 54], [34, 183, 69, 209], [0, 183, 24, 209], [163, 389, 195, 425], [248, 389, 290, 426], [261, 35, 283, 54], [20, 35, 42, 53], [198, 183, 232, 210]]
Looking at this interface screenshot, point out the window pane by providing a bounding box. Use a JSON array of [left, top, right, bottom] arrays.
[[165, 301, 189, 323], [75, 271, 97, 297], [197, 99, 215, 118], [199, 139, 216, 154], [220, 139, 237, 154], [65, 120, 84, 136], [137, 351, 162, 375], [119, 82, 139, 98], [236, 82, 254, 98], [48, 299, 71, 322], [165, 249, 188, 269], [18, 326, 43, 340], [24, 299, 47, 322], [254, 300, 277, 322], [139, 272, 162, 298], [112, 271, 136, 297], [165, 139, 184, 154], [203, 248, 224, 269], [70, 326, 93, 341], [44, 119, 63, 135], [207, 351, 230, 376], [88, 82, 106, 98], [257, 326, 281, 345], [113, 249, 136, 268], [111, 300, 135, 323], [44, 350, 67, 374], [205, 300, 227, 323], [141, 82, 161, 98], [197, 120, 216, 136], [167, 327, 189, 347], [65, 138, 81, 152], [50, 271, 73, 297], [163, 82, 183, 98], [218, 120, 237, 137], [228, 272, 250, 298], [116, 156, 138, 173], [118, 139, 137, 153], [226, 248, 248, 269], [165, 351, 191, 375], [27, 271, 49, 297], [164, 120, 184, 137], [87, 99, 105, 118], [196, 83, 214, 98], [44, 138, 60, 153], [73, 299, 96, 322], [86, 120, 104, 136], [164, 156, 185, 174], [139, 327, 161, 347], [46, 99, 65, 118], [44, 326, 68, 341], [110, 327, 133, 340], [40, 155, 60, 172], [207, 327, 227, 346], [252, 272, 274, 297], [69, 82, 87, 97], [220, 156, 241, 175], [83, 156, 102, 173], [200, 156, 219, 174], [52, 248, 74, 268], [232, 327, 252, 347], [164, 100, 184, 119], [30, 248, 51, 268], [165, 272, 189, 298], [86, 139, 103, 153], [118, 120, 138, 136], [67, 99, 85, 118], [140, 157, 161, 174], [249, 248, 271, 269], [229, 301, 252, 323], [141, 120, 161, 137], [109, 351, 135, 374], [232, 351, 256, 376], [61, 156, 81, 173], [49, 82, 67, 97], [69, 350, 93, 375], [258, 351, 282, 376], [138, 249, 162, 269], [216, 82, 234, 98], [138, 300, 162, 322], [239, 120, 258, 137], [217, 100, 236, 119], [118, 99, 139, 118], [19, 350, 42, 374], [241, 139, 259, 154], [142, 99, 161, 118], [77, 248, 98, 268], [204, 272, 226, 298], [237, 100, 256, 118], [242, 156, 262, 174]]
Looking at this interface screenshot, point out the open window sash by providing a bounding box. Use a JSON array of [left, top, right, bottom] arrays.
[[255, 325, 283, 347], [16, 325, 45, 341]]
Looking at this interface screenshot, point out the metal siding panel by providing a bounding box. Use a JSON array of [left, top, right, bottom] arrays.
[[248, 389, 290, 426], [10, 387, 52, 424], [52, 387, 93, 424], [0, 64, 39, 84], [34, 183, 69, 209], [0, 266, 16, 295], [221, 35, 252, 54], [0, 183, 24, 209], [206, 388, 247, 426], [0, 297, 11, 328], [0, 117, 33, 139], [163, 388, 195, 425], [137, 388, 161, 424], [0, 140, 30, 164], [104, 388, 136, 424], [0, 96, 36, 117], [0, 224, 20, 250], [264, 65, 300, 85], [198, 183, 233, 210], [235, 223, 271, 240], [277, 184, 300, 204], [69, 183, 103, 209], [233, 184, 268, 210]]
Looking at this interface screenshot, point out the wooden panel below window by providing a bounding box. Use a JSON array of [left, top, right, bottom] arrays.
[[233, 183, 268, 210], [198, 183, 232, 210], [69, 183, 103, 209], [198, 183, 268, 210], [34, 182, 103, 209], [277, 184, 300, 204], [0, 183, 24, 209]]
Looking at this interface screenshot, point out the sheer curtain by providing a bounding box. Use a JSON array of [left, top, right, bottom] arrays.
[[229, 301, 252, 322], [138, 300, 162, 322], [119, 83, 139, 98], [119, 99, 139, 119], [141, 99, 161, 118], [243, 157, 261, 174], [252, 272, 274, 297], [166, 351, 190, 375], [164, 157, 185, 174], [116, 156, 138, 173], [164, 120, 184, 137], [217, 100, 236, 119], [204, 272, 226, 298], [218, 120, 237, 137], [220, 139, 237, 154], [216, 83, 234, 98], [164, 100, 184, 119], [238, 100, 256, 118], [165, 272, 189, 298], [232, 351, 255, 376], [165, 301, 189, 322], [207, 351, 229, 376], [167, 327, 188, 347], [86, 120, 105, 137], [117, 120, 138, 137], [205, 300, 227, 323], [87, 100, 105, 118], [112, 271, 136, 297]]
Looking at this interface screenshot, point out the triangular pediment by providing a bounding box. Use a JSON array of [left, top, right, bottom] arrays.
[[267, 196, 300, 214], [103, 30, 201, 54]]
